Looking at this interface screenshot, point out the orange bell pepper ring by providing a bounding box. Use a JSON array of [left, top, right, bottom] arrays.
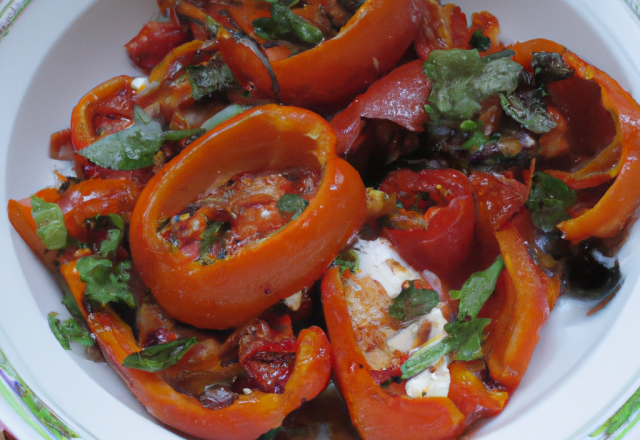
[[511, 39, 640, 242], [60, 260, 332, 440], [321, 267, 466, 440], [129, 104, 366, 330], [216, 0, 427, 111]]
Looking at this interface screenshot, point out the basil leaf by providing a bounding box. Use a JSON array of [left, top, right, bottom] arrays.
[[277, 194, 308, 220], [48, 312, 94, 350], [62, 292, 85, 324], [401, 317, 490, 378], [450, 255, 504, 319], [389, 281, 440, 321], [333, 250, 360, 276], [424, 49, 522, 120], [75, 257, 136, 309], [199, 221, 224, 265], [31, 195, 68, 250], [201, 104, 253, 132], [499, 92, 556, 133], [186, 56, 236, 100], [257, 428, 281, 440], [253, 2, 323, 45], [526, 172, 577, 233], [532, 52, 574, 86], [122, 337, 197, 372], [78, 106, 202, 171], [469, 30, 492, 52]]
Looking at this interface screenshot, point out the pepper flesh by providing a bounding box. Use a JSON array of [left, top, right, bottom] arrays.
[[129, 104, 366, 329], [60, 260, 332, 440]]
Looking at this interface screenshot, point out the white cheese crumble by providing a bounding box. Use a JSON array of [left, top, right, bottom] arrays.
[[131, 76, 149, 92]]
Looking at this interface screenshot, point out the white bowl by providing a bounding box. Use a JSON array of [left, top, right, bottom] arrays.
[[1, 0, 640, 438]]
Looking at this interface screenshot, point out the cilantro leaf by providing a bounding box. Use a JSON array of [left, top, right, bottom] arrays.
[[526, 172, 577, 233], [499, 92, 556, 133], [388, 280, 440, 321], [186, 56, 236, 100], [77, 106, 202, 170], [333, 250, 360, 276], [401, 317, 490, 378], [450, 255, 504, 319], [253, 2, 323, 45], [75, 257, 136, 309], [469, 30, 492, 52], [122, 337, 197, 372], [277, 194, 309, 220], [47, 312, 94, 350], [31, 195, 68, 250], [532, 51, 574, 86], [199, 221, 224, 265], [424, 49, 523, 120]]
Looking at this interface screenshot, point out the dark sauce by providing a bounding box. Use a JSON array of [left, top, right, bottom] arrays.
[[564, 238, 622, 301]]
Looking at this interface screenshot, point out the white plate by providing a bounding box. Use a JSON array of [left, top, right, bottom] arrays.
[[1, 0, 640, 439]]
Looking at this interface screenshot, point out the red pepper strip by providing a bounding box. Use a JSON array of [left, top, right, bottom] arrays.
[[511, 39, 640, 240], [480, 219, 551, 391], [330, 59, 432, 156], [321, 267, 466, 440], [379, 169, 476, 287], [217, 0, 426, 112], [60, 261, 331, 440], [7, 188, 61, 272], [130, 104, 366, 329], [124, 21, 191, 73]]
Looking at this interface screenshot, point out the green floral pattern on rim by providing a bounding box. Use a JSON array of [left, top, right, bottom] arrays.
[[0, 0, 32, 40], [625, 0, 640, 18], [0, 348, 78, 439]]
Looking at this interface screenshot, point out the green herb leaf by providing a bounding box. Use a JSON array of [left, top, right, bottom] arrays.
[[277, 194, 309, 220], [461, 130, 492, 150], [77, 106, 202, 171], [499, 92, 556, 133], [525, 172, 577, 233], [201, 104, 253, 131], [47, 312, 94, 350], [532, 51, 574, 86], [450, 255, 504, 319], [388, 280, 440, 321], [401, 317, 490, 378], [61, 293, 85, 324], [122, 337, 197, 372], [31, 196, 68, 250], [75, 256, 136, 309], [333, 250, 360, 276], [199, 221, 224, 265], [468, 30, 492, 52], [424, 49, 523, 120], [186, 56, 236, 100], [257, 428, 281, 440], [253, 2, 323, 45]]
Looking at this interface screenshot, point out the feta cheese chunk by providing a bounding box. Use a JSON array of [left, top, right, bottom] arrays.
[[405, 355, 451, 398]]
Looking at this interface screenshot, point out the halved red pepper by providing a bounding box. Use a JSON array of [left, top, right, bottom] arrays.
[[60, 260, 332, 440], [510, 39, 640, 242], [216, 0, 427, 111], [129, 104, 366, 330], [378, 169, 476, 288], [125, 21, 191, 73]]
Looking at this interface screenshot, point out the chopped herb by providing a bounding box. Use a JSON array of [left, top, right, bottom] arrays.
[[47, 312, 94, 350], [201, 104, 253, 132], [78, 105, 203, 170], [469, 30, 492, 52], [277, 194, 309, 220], [424, 48, 523, 120], [75, 256, 136, 309], [97, 214, 125, 258], [257, 428, 281, 440], [333, 250, 360, 275], [460, 119, 478, 131], [186, 56, 236, 100], [61, 292, 85, 324], [450, 255, 504, 319], [499, 92, 556, 133], [30, 195, 68, 250], [461, 130, 493, 150], [389, 280, 440, 321], [532, 51, 574, 86], [199, 221, 224, 265], [526, 172, 577, 233], [253, 2, 323, 45], [444, 318, 491, 361], [122, 337, 197, 372]]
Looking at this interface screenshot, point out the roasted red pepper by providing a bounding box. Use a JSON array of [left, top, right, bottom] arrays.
[[130, 104, 366, 329], [216, 0, 427, 111], [60, 260, 331, 440], [125, 21, 191, 72], [510, 39, 640, 242]]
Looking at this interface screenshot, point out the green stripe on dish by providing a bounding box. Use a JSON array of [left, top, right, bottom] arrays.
[[0, 347, 79, 439], [0, 0, 33, 40]]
